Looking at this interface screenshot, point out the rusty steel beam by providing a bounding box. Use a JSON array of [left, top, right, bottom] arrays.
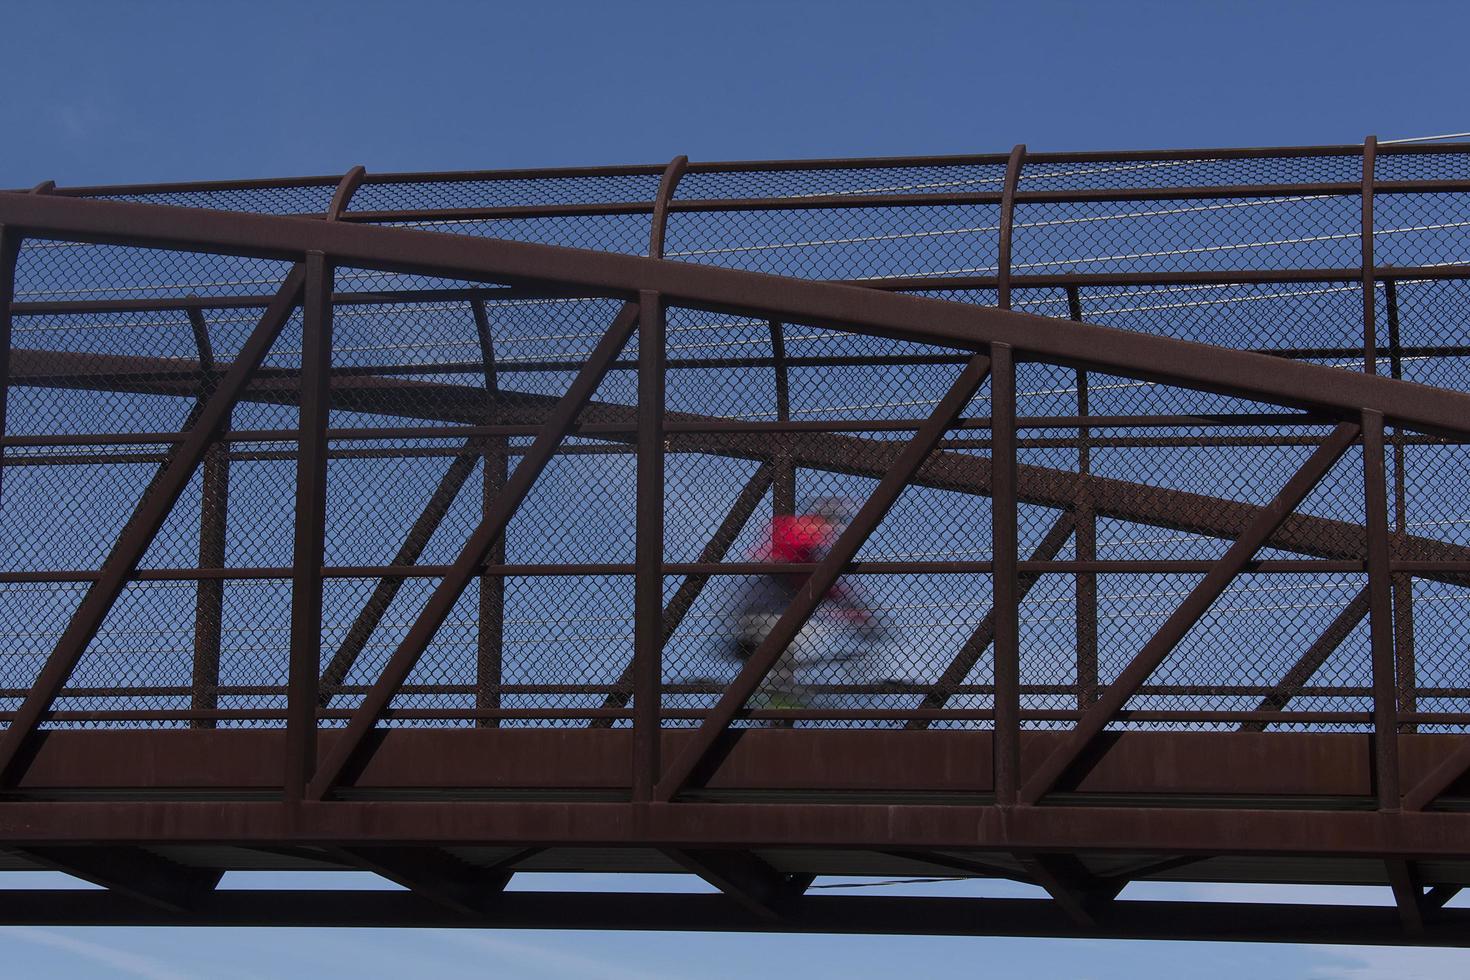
[[304, 303, 640, 799], [327, 166, 367, 221], [471, 297, 506, 728], [653, 353, 992, 800], [634, 291, 665, 799], [1364, 411, 1402, 810], [5, 194, 1470, 439], [13, 263, 1470, 320], [0, 888, 1466, 943], [1020, 422, 1362, 804], [1402, 731, 1470, 811], [991, 344, 1020, 804], [995, 144, 1025, 311], [0, 267, 307, 786], [768, 319, 794, 516], [11, 345, 1470, 586], [1361, 136, 1378, 375], [17, 139, 1469, 197], [1385, 859, 1426, 935], [18, 846, 223, 913], [186, 304, 226, 728], [335, 846, 512, 916], [1067, 288, 1099, 708], [1018, 853, 1124, 929], [0, 225, 19, 509], [5, 799, 1470, 861], [661, 849, 811, 920], [285, 252, 334, 801]]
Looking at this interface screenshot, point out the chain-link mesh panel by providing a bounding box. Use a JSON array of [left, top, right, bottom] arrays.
[[0, 582, 87, 729], [1017, 154, 1363, 191], [1402, 442, 1470, 550], [1374, 192, 1470, 268], [1410, 577, 1470, 733], [349, 173, 662, 213], [1071, 280, 1365, 356], [676, 162, 1011, 201], [15, 241, 293, 304], [8, 148, 1470, 746], [1393, 278, 1470, 395], [665, 204, 1002, 280], [384, 574, 634, 727], [1118, 572, 1372, 731], [1012, 194, 1362, 277], [50, 579, 198, 728], [1376, 150, 1470, 182], [214, 578, 292, 726], [379, 214, 651, 255], [82, 183, 338, 216]]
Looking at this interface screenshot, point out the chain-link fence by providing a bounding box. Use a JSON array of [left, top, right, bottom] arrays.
[[2, 142, 1468, 745]]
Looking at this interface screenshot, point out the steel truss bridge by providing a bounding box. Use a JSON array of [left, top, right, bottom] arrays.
[[3, 138, 1470, 944]]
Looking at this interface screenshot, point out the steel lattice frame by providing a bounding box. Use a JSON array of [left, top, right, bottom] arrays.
[[4, 138, 1470, 942]]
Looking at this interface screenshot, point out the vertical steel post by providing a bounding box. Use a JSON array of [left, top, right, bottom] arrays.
[[285, 252, 333, 801], [188, 306, 226, 729], [471, 299, 505, 729], [1066, 287, 1097, 707], [1363, 409, 1400, 809], [996, 145, 1026, 312], [1384, 280, 1416, 729], [633, 290, 665, 800], [1361, 135, 1378, 375], [0, 225, 18, 509], [992, 147, 1025, 804], [991, 343, 1019, 806], [769, 319, 794, 516]]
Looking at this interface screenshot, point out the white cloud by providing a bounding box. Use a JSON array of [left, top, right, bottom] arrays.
[[446, 932, 681, 980], [3, 927, 194, 980], [1311, 946, 1470, 979]]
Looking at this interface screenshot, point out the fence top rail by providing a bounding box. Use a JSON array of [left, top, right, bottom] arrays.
[[10, 141, 1470, 199]]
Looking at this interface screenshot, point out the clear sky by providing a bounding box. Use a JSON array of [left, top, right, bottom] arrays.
[[3, 0, 1470, 976]]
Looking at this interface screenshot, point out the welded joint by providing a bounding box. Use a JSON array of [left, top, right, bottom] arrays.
[[662, 848, 811, 920], [1016, 852, 1124, 929]]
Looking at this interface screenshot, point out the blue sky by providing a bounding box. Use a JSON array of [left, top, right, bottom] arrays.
[[3, 0, 1470, 976]]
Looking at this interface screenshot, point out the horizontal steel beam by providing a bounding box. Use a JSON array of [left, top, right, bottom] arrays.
[[13, 729, 1459, 799], [0, 889, 1466, 944], [2, 800, 1470, 859], [12, 346, 1470, 587], [3, 193, 1470, 438]]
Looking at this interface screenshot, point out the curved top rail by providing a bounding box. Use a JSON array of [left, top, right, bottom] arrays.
[[11, 140, 1470, 198], [3, 190, 1469, 440]]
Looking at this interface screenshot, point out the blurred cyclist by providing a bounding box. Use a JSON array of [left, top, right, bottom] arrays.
[[732, 497, 883, 723]]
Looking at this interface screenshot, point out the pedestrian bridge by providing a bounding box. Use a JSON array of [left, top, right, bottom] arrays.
[[2, 139, 1470, 943]]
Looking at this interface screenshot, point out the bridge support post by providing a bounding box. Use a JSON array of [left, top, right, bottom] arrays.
[[471, 298, 506, 729], [187, 305, 226, 729], [991, 343, 1020, 805], [0, 225, 18, 514], [285, 251, 333, 801], [1065, 287, 1098, 708], [1364, 409, 1401, 809], [633, 290, 665, 800]]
